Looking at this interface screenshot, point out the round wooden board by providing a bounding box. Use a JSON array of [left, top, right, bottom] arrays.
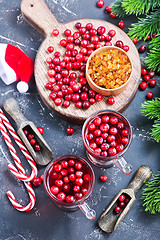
[[21, 1, 141, 123]]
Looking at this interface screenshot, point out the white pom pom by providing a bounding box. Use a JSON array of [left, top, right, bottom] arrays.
[[17, 81, 29, 93]]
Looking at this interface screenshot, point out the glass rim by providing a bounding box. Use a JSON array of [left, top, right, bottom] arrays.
[[82, 110, 132, 161], [43, 155, 95, 206]]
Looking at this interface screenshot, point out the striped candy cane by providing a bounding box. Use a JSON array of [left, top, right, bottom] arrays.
[[0, 108, 37, 182]]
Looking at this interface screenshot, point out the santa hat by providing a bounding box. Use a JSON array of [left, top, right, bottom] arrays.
[[0, 44, 34, 93]]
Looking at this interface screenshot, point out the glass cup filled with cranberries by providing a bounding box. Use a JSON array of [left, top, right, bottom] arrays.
[[43, 155, 96, 220], [82, 110, 132, 175]]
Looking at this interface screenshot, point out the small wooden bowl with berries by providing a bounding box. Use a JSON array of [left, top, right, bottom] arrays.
[[21, 0, 141, 123]]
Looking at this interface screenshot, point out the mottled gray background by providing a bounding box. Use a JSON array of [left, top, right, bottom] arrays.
[[0, 0, 160, 240]]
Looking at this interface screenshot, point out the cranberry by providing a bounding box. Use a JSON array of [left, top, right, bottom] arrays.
[[45, 82, 52, 90], [105, 42, 112, 46], [76, 101, 82, 108], [83, 101, 90, 109], [146, 35, 151, 41], [116, 144, 124, 152], [108, 147, 117, 156], [94, 117, 101, 126], [105, 35, 112, 42], [81, 40, 88, 48], [86, 133, 94, 141], [50, 186, 59, 195], [119, 194, 125, 202], [123, 45, 129, 52], [32, 177, 42, 187], [63, 100, 70, 108], [54, 52, 61, 57], [94, 129, 102, 137], [88, 123, 96, 131], [49, 63, 55, 69], [100, 123, 110, 133], [66, 43, 75, 51], [49, 78, 56, 84], [47, 46, 54, 53], [40, 174, 44, 181], [75, 192, 83, 200], [118, 21, 125, 29], [52, 29, 59, 36], [52, 172, 58, 180], [107, 135, 115, 142], [74, 39, 81, 45], [115, 40, 124, 48], [66, 127, 74, 135], [86, 23, 93, 30], [75, 178, 83, 186], [70, 72, 77, 79], [66, 195, 74, 203], [79, 27, 87, 35], [101, 143, 110, 151], [105, 5, 112, 13], [75, 171, 83, 178], [57, 192, 66, 201], [30, 139, 36, 145], [64, 29, 71, 36], [96, 137, 103, 145], [34, 144, 41, 151], [69, 174, 76, 181], [122, 137, 128, 145], [72, 93, 80, 102], [61, 161, 68, 168], [90, 28, 97, 36], [54, 98, 62, 106], [101, 151, 108, 157], [118, 201, 125, 208], [139, 45, 146, 53], [94, 148, 102, 155], [75, 162, 82, 170], [108, 29, 116, 37], [83, 174, 91, 181], [114, 206, 121, 213], [139, 81, 147, 90], [73, 32, 80, 39], [60, 39, 67, 47], [99, 35, 105, 41], [101, 132, 108, 139], [132, 37, 138, 44], [110, 116, 118, 125], [148, 79, 156, 87], [49, 92, 57, 100], [110, 141, 117, 147], [110, 127, 118, 135], [63, 183, 70, 192], [97, 0, 104, 7], [68, 160, 75, 166], [82, 188, 88, 195], [46, 57, 53, 64], [100, 175, 107, 182], [110, 12, 116, 18], [152, 33, 157, 38], [89, 142, 97, 150], [23, 129, 29, 136], [73, 185, 80, 192], [75, 22, 81, 29], [117, 122, 124, 129], [55, 179, 63, 187], [102, 115, 109, 123], [95, 94, 103, 101], [148, 71, 155, 78], [97, 26, 106, 35], [141, 68, 148, 75], [146, 92, 153, 100], [67, 36, 74, 43], [54, 164, 62, 172], [48, 69, 56, 78], [122, 129, 128, 136], [143, 75, 150, 82], [107, 97, 115, 105]]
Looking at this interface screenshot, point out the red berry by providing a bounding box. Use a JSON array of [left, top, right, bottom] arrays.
[[75, 178, 83, 186], [132, 37, 138, 44], [114, 206, 121, 213], [57, 192, 66, 201], [96, 137, 103, 145], [122, 137, 128, 145], [40, 174, 44, 181], [100, 123, 110, 133], [73, 185, 80, 192], [89, 142, 97, 150], [49, 92, 57, 100], [110, 12, 116, 18], [146, 92, 153, 100], [54, 164, 62, 172], [97, 26, 106, 35], [105, 35, 112, 42], [75, 22, 81, 29], [52, 29, 59, 36], [122, 129, 128, 136], [146, 35, 151, 41], [108, 29, 116, 37], [100, 175, 107, 182], [75, 162, 82, 170], [75, 192, 83, 200], [83, 101, 90, 109], [95, 94, 103, 101], [105, 42, 112, 46], [37, 127, 44, 135], [141, 68, 148, 75], [101, 143, 110, 151], [115, 40, 124, 48], [94, 129, 101, 137], [50, 186, 59, 195], [119, 194, 125, 202], [48, 69, 56, 78], [86, 23, 93, 30], [143, 75, 150, 82], [94, 117, 102, 126], [105, 5, 112, 13], [76, 101, 83, 108], [69, 174, 76, 182], [32, 177, 42, 187], [102, 115, 109, 123], [148, 79, 156, 87], [118, 21, 125, 29], [83, 174, 91, 182], [66, 127, 74, 135], [118, 201, 125, 208], [116, 144, 124, 152], [34, 144, 41, 151], [123, 45, 129, 52], [30, 139, 36, 145], [108, 147, 117, 156], [148, 71, 155, 78], [63, 100, 70, 108], [139, 45, 146, 53], [107, 97, 115, 105], [23, 129, 29, 136], [117, 122, 124, 129], [110, 127, 118, 135], [47, 46, 54, 53], [97, 0, 104, 7], [66, 195, 74, 203], [64, 29, 71, 36], [110, 116, 118, 125], [86, 133, 94, 141], [54, 98, 62, 106], [60, 39, 67, 47], [75, 171, 83, 178], [82, 188, 88, 195], [88, 123, 96, 131], [51, 172, 58, 180], [55, 179, 63, 187], [139, 81, 147, 90]]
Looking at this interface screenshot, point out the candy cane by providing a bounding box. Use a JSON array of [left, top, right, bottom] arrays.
[[7, 182, 36, 212], [0, 108, 37, 182]]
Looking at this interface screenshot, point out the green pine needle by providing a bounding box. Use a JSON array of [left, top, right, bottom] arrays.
[[141, 98, 160, 120], [128, 9, 160, 41], [122, 0, 160, 16], [151, 119, 160, 143], [145, 33, 160, 72], [142, 172, 160, 214], [111, 0, 126, 17]]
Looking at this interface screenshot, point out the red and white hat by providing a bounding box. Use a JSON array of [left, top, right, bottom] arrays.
[[0, 44, 34, 93]]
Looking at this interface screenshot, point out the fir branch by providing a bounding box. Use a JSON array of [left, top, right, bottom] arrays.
[[128, 9, 160, 41], [111, 0, 126, 17], [122, 0, 160, 16], [145, 33, 160, 72], [141, 98, 160, 120], [142, 172, 160, 214], [151, 119, 160, 143]]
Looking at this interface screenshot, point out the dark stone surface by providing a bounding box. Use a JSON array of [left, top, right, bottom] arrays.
[[0, 0, 160, 240]]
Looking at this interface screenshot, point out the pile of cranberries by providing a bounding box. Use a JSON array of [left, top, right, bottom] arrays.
[[45, 22, 129, 109], [139, 67, 156, 100], [114, 193, 130, 213], [23, 127, 44, 151], [48, 158, 92, 203], [85, 114, 129, 157]]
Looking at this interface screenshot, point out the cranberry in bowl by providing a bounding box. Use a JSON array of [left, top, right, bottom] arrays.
[[43, 155, 96, 220], [82, 110, 132, 175]]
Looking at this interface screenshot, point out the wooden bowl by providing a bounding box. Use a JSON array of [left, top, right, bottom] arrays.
[[86, 46, 133, 96]]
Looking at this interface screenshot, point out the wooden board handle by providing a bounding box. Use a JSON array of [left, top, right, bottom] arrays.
[[21, 0, 60, 37], [127, 165, 152, 194], [3, 98, 28, 129]]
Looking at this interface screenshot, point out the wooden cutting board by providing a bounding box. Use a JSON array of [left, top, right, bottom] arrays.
[[21, 0, 141, 123]]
